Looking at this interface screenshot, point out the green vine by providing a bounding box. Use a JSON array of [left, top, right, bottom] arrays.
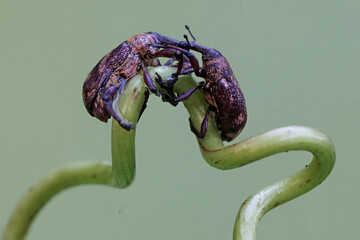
[[2, 66, 335, 240]]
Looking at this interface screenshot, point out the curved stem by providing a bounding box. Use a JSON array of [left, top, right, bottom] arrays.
[[2, 66, 335, 240], [169, 71, 336, 240], [2, 73, 149, 240], [228, 127, 335, 240], [2, 162, 114, 240]]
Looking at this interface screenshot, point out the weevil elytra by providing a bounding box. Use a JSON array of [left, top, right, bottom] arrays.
[[156, 26, 247, 141], [82, 32, 184, 130]]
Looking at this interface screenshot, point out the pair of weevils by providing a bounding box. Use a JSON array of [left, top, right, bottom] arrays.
[[83, 26, 247, 142]]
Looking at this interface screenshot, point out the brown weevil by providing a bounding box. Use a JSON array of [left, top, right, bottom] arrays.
[[82, 32, 185, 130], [155, 26, 247, 141]]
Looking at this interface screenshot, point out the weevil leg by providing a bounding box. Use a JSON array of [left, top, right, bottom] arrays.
[[153, 65, 194, 106], [158, 45, 204, 78], [137, 89, 150, 121], [179, 67, 194, 75], [153, 48, 184, 80], [154, 72, 177, 90], [177, 50, 203, 77], [154, 72, 168, 89], [154, 73, 178, 106], [171, 81, 204, 102], [117, 78, 128, 95], [189, 107, 211, 138], [163, 55, 192, 70], [173, 83, 202, 102], [164, 58, 176, 66], [142, 63, 161, 96], [102, 81, 134, 131], [156, 76, 202, 104], [155, 72, 202, 104], [178, 55, 194, 75]]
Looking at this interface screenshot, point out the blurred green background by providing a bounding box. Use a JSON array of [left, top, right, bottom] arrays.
[[1, 0, 359, 239]]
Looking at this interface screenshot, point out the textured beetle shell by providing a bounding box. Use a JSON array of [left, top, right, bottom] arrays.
[[201, 53, 247, 141], [82, 33, 161, 122]]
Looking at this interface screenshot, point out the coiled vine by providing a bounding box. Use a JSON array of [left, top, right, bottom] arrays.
[[2, 67, 335, 240]]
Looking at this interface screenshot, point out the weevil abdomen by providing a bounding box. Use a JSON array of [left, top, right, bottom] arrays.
[[83, 42, 131, 120], [205, 75, 247, 141]]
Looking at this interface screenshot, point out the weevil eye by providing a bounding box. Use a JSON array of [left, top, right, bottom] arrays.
[[103, 95, 110, 102], [202, 56, 209, 62]]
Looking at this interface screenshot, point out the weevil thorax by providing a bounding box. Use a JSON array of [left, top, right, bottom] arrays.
[[127, 33, 160, 65], [201, 49, 227, 84]]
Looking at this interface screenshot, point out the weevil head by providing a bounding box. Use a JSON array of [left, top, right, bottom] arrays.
[[201, 48, 222, 63], [127, 33, 159, 60], [149, 32, 180, 46]]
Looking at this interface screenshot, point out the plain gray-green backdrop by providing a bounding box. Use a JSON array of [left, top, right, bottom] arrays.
[[1, 0, 359, 239]]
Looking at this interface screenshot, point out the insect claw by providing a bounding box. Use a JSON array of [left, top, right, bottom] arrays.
[[114, 117, 134, 131], [155, 72, 170, 90], [122, 123, 135, 131], [154, 72, 162, 81]]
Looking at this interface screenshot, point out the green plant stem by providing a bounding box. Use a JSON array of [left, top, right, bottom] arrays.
[[217, 127, 335, 240], [2, 162, 114, 240], [2, 66, 335, 240], [169, 70, 335, 240], [2, 73, 148, 240]]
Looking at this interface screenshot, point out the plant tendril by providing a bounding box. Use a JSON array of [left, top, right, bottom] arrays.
[[2, 66, 335, 240]]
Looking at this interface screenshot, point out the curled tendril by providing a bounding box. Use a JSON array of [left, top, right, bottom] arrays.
[[2, 66, 335, 240]]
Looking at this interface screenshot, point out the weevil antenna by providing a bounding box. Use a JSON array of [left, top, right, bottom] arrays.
[[185, 25, 196, 42], [183, 34, 191, 47]]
